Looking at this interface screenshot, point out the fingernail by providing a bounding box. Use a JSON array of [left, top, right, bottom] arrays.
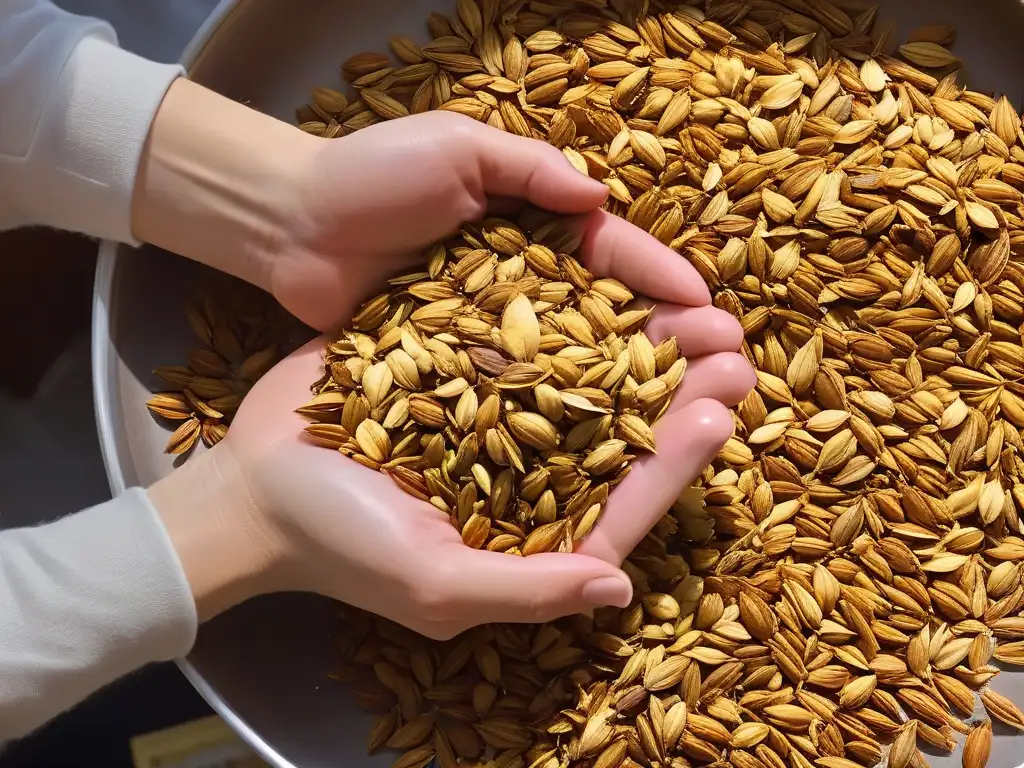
[[583, 575, 632, 609], [582, 174, 610, 194]]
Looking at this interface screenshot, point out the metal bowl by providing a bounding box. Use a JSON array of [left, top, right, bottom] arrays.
[[93, 1, 1024, 765]]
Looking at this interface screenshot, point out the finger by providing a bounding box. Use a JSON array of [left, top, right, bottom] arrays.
[[668, 351, 757, 411], [644, 304, 745, 356], [433, 547, 633, 626], [468, 122, 609, 213], [578, 211, 712, 306], [576, 398, 734, 564]]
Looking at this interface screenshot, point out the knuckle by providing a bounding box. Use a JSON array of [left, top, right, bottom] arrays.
[[406, 567, 458, 622], [522, 589, 556, 624], [434, 110, 478, 139], [453, 191, 487, 224]]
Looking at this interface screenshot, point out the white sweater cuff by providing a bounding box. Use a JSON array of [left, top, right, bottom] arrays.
[[26, 35, 183, 244], [0, 487, 197, 739]]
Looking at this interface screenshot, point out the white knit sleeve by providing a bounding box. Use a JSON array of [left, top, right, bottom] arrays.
[[0, 0, 183, 243], [0, 488, 198, 740]]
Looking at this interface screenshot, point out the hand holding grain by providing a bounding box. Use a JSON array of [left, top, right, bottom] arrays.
[[149, 199, 753, 638]]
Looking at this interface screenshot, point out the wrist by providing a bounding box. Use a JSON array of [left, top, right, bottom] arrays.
[[132, 78, 322, 291], [147, 443, 284, 621]]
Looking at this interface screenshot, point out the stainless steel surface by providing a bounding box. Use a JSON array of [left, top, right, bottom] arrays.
[[55, 0, 220, 62], [93, 1, 1024, 765]]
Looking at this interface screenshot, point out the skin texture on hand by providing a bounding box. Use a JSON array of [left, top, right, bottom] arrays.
[[147, 441, 280, 623]]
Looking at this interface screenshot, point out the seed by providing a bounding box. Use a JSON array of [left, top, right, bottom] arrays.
[[839, 674, 876, 709], [642, 593, 680, 621], [386, 713, 434, 749], [899, 41, 959, 68], [165, 416, 200, 455], [366, 707, 400, 753], [980, 688, 1024, 730], [147, 393, 192, 420], [888, 721, 918, 768], [355, 420, 391, 462], [730, 723, 769, 748], [506, 411, 560, 451], [582, 439, 628, 476], [963, 720, 992, 768], [614, 414, 657, 452], [763, 705, 814, 729]]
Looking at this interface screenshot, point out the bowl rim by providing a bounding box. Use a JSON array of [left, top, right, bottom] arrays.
[[91, 2, 294, 766]]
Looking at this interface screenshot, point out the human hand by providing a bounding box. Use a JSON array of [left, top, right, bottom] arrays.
[[134, 80, 612, 333], [148, 212, 755, 639], [261, 110, 613, 331]]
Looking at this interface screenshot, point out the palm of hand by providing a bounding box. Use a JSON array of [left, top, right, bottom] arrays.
[[225, 339, 625, 639], [226, 355, 476, 638]]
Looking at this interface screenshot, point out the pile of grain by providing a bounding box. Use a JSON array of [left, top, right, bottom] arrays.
[[301, 212, 679, 553], [151, 1, 1024, 766]]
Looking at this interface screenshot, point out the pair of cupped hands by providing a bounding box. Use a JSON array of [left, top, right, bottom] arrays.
[[148, 109, 756, 640]]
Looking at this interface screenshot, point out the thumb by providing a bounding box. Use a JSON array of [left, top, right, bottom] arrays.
[[439, 546, 633, 626], [465, 120, 609, 212]]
